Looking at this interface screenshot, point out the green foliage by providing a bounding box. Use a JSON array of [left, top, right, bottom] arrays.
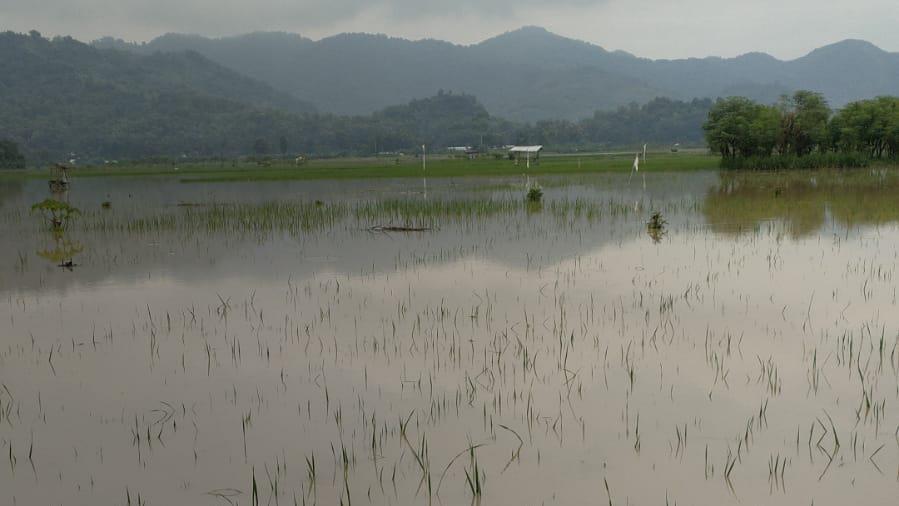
[[648, 211, 667, 230], [776, 91, 831, 156], [0, 140, 26, 169], [703, 97, 778, 158], [830, 97, 899, 157], [705, 91, 897, 169], [30, 198, 81, 230], [0, 31, 311, 163], [523, 98, 712, 148], [647, 211, 667, 242], [526, 183, 544, 203], [1, 32, 712, 162], [720, 152, 870, 170]]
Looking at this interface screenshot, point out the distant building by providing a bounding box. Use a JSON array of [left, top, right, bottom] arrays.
[[447, 146, 480, 160], [509, 145, 543, 168]]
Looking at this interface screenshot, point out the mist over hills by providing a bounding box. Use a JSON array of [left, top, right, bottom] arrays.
[[0, 31, 319, 160], [96, 26, 899, 121], [0, 31, 529, 162], [3, 27, 899, 162]]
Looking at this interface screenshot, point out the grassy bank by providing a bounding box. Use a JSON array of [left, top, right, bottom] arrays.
[[1, 151, 718, 182]]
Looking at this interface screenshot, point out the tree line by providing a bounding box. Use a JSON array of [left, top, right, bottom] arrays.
[[2, 31, 713, 165], [2, 89, 710, 166], [704, 91, 899, 167]]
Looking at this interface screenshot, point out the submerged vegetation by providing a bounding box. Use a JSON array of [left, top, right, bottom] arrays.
[[74, 195, 670, 237], [646, 211, 667, 242], [525, 182, 543, 204], [3, 170, 899, 506], [30, 198, 80, 230]]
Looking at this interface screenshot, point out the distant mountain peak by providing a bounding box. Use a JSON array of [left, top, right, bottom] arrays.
[[510, 25, 552, 35], [478, 26, 568, 45], [826, 39, 884, 50], [83, 27, 899, 120], [801, 39, 889, 60], [734, 51, 779, 62]]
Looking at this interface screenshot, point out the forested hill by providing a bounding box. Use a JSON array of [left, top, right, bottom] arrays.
[[3, 31, 315, 114], [0, 31, 711, 163], [96, 29, 666, 121], [0, 31, 317, 160], [97, 27, 899, 121], [0, 35, 512, 162]]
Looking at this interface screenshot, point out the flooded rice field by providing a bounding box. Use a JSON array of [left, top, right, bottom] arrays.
[[1, 170, 898, 505]]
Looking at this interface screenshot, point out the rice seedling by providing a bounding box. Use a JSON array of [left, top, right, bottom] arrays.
[[1, 169, 898, 506]]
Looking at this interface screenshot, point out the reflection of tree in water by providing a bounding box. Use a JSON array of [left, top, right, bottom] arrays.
[[703, 171, 899, 239], [826, 173, 899, 227], [32, 196, 82, 270], [37, 232, 83, 270]]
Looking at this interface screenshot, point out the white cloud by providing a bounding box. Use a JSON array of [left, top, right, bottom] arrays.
[[2, 0, 897, 58]]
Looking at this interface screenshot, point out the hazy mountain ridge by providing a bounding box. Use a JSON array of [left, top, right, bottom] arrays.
[[0, 32, 530, 161], [7, 31, 316, 114], [0, 30, 709, 162], [97, 27, 899, 121], [0, 31, 320, 160]]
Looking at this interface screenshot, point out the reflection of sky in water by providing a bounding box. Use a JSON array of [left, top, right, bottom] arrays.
[[2, 171, 899, 506]]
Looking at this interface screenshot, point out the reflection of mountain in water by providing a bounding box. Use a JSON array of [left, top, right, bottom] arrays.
[[703, 171, 899, 239]]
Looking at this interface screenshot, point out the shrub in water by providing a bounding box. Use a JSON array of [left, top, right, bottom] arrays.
[[526, 184, 543, 204]]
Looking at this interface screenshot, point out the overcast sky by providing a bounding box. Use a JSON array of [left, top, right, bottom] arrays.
[[3, 0, 898, 59]]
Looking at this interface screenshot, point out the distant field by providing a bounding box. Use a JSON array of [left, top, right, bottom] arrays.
[[2, 151, 720, 182]]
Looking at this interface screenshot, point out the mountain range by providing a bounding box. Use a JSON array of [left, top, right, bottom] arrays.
[[0, 31, 315, 160], [3, 27, 899, 163], [94, 26, 899, 121]]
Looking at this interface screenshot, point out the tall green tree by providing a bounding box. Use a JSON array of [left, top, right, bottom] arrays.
[[777, 91, 830, 156], [831, 97, 899, 157], [703, 97, 775, 158]]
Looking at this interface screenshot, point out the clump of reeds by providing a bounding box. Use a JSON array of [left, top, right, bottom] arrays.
[[526, 183, 543, 204]]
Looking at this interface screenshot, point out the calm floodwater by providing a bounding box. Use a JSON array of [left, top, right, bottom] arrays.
[[1, 171, 898, 505]]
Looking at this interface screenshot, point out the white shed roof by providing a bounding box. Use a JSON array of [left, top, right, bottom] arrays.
[[509, 145, 543, 153]]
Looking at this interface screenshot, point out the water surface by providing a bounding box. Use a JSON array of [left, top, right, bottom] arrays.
[[1, 170, 898, 505]]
